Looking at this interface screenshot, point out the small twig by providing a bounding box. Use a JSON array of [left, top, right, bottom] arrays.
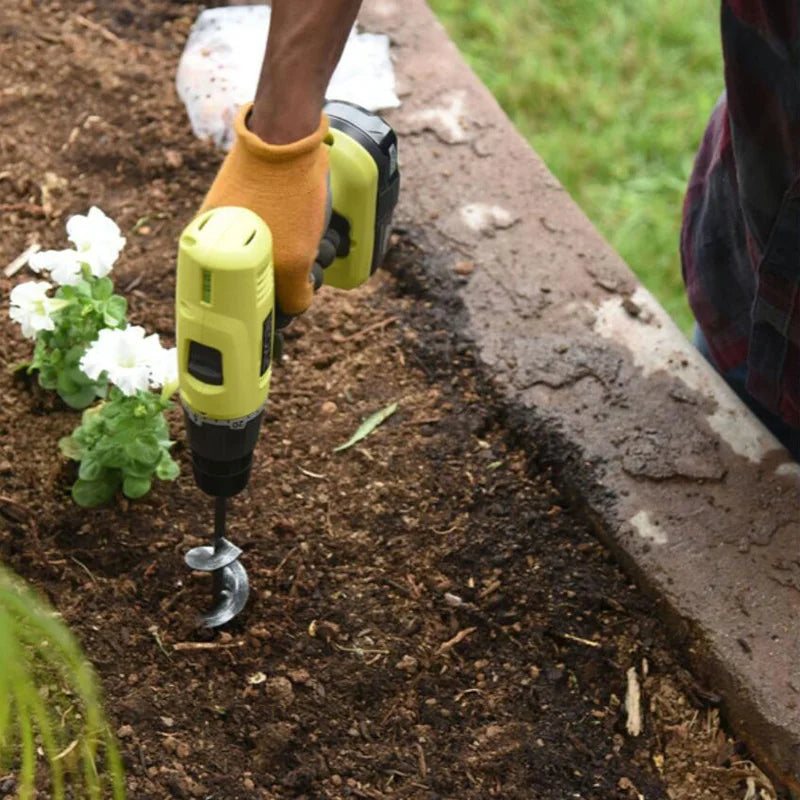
[[477, 579, 501, 599], [33, 30, 63, 45], [436, 626, 477, 656], [173, 640, 244, 652], [72, 13, 123, 44], [431, 523, 461, 536], [454, 688, 484, 702], [4, 243, 40, 277], [297, 465, 326, 480], [341, 316, 399, 342], [416, 743, 427, 779], [554, 631, 601, 648], [333, 643, 390, 657], [53, 739, 79, 762], [288, 562, 305, 598], [70, 556, 97, 585], [123, 274, 143, 292], [0, 203, 46, 216], [148, 626, 172, 660], [271, 546, 298, 578]]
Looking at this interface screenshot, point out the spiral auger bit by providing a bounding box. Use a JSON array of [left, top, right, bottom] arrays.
[[184, 496, 249, 628]]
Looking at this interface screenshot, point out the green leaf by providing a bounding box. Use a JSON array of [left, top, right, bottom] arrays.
[[64, 344, 88, 367], [103, 295, 127, 328], [58, 435, 84, 461], [125, 436, 161, 466], [99, 443, 128, 469], [80, 403, 105, 426], [155, 453, 180, 481], [333, 402, 398, 453], [65, 363, 90, 385], [38, 367, 58, 390], [91, 277, 113, 301], [122, 475, 151, 499], [125, 459, 157, 478], [72, 279, 92, 299], [56, 367, 78, 395], [60, 383, 101, 410], [78, 455, 103, 482], [72, 476, 119, 507]]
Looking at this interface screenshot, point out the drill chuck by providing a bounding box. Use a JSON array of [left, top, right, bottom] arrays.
[[183, 406, 264, 497]]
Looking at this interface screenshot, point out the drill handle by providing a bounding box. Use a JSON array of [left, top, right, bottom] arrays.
[[275, 226, 343, 331]]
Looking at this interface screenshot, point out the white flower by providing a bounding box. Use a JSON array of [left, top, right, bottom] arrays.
[[80, 326, 163, 396], [9, 281, 69, 339], [66, 207, 126, 278], [148, 346, 178, 390], [28, 248, 83, 286]]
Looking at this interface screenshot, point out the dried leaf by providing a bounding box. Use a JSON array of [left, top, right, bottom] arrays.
[[334, 402, 397, 452]]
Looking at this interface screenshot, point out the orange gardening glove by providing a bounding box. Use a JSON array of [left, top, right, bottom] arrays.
[[200, 103, 330, 316]]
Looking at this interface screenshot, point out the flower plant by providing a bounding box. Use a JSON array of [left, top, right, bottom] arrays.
[[59, 327, 180, 507], [8, 207, 182, 507], [13, 207, 128, 409]]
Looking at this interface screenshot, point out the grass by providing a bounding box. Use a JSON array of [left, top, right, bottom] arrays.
[[428, 0, 723, 332], [0, 566, 125, 799]]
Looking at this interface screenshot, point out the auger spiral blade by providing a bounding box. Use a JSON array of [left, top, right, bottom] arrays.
[[184, 497, 249, 627]]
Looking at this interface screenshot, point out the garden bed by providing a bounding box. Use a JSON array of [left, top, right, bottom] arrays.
[[0, 2, 776, 798]]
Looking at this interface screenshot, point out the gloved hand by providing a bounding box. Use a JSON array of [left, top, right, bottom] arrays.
[[200, 102, 329, 317]]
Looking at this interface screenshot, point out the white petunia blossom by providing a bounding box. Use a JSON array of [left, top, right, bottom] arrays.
[[80, 326, 164, 396], [148, 346, 178, 390], [28, 248, 83, 286], [66, 207, 126, 278], [9, 281, 69, 339]]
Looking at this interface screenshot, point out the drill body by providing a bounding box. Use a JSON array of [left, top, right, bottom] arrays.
[[177, 101, 400, 500]]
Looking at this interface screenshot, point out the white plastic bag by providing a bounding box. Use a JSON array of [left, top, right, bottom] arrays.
[[176, 5, 400, 150]]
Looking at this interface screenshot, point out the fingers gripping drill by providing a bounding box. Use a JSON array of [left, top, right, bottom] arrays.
[[176, 102, 400, 627]]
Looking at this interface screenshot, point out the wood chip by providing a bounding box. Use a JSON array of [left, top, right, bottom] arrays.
[[340, 316, 399, 342], [560, 632, 601, 648], [297, 465, 326, 480], [4, 242, 40, 277], [436, 626, 477, 655], [625, 666, 642, 737], [72, 13, 123, 45], [0, 203, 45, 216], [173, 640, 244, 652]]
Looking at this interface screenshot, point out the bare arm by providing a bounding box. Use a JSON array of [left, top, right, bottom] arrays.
[[249, 0, 364, 143]]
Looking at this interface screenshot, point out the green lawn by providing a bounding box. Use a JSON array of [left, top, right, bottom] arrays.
[[428, 0, 723, 332]]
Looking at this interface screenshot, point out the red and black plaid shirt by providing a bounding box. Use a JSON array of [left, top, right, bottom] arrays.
[[681, 1, 800, 426]]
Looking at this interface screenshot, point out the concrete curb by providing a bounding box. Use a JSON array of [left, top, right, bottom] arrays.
[[361, 0, 800, 792]]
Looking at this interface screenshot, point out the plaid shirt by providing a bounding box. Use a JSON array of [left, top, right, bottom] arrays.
[[681, 1, 800, 426]]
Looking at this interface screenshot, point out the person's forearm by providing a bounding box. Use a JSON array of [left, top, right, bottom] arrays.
[[249, 0, 363, 143]]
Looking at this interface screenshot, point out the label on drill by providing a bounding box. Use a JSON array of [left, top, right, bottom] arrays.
[[183, 403, 266, 430]]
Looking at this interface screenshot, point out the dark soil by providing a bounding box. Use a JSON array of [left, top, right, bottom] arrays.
[[0, 2, 776, 798]]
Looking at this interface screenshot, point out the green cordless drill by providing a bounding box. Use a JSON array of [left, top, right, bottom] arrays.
[[176, 101, 400, 626]]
